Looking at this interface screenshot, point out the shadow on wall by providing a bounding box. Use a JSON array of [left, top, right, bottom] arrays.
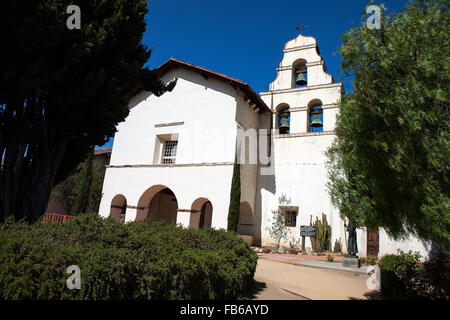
[[253, 123, 277, 246], [238, 201, 253, 236], [110, 194, 127, 222]]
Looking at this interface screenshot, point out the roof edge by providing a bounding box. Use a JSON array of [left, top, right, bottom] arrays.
[[157, 58, 271, 113]]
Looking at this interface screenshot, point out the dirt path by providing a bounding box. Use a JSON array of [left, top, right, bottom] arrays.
[[253, 259, 381, 300]]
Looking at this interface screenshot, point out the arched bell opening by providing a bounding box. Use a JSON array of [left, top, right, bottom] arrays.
[[275, 103, 290, 134], [308, 99, 324, 132], [136, 185, 178, 223], [110, 194, 127, 222], [293, 59, 308, 88], [189, 198, 213, 229]]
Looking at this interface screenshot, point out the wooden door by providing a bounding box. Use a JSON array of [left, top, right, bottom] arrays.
[[367, 229, 379, 257]]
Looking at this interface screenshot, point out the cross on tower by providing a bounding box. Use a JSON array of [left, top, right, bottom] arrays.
[[296, 24, 309, 35]]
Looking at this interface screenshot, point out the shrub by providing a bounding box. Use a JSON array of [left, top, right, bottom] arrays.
[[327, 254, 334, 262], [360, 257, 367, 264], [0, 214, 257, 300], [419, 251, 450, 300], [368, 257, 377, 265], [378, 250, 422, 299]]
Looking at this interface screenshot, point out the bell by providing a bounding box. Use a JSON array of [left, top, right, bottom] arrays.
[[295, 72, 307, 86], [280, 117, 290, 132], [310, 114, 323, 127]]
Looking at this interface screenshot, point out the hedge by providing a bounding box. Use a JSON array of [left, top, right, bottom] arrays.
[[378, 250, 449, 300], [378, 250, 422, 299], [0, 214, 258, 300]]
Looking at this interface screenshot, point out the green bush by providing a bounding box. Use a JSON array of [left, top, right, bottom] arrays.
[[420, 251, 450, 300], [378, 250, 422, 299], [327, 254, 334, 262], [0, 214, 257, 300], [368, 257, 377, 265], [360, 257, 367, 264]]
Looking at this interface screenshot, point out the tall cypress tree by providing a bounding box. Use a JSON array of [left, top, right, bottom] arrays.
[[0, 0, 176, 222], [227, 148, 241, 232]]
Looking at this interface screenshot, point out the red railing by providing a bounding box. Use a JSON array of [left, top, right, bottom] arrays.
[[42, 213, 76, 224]]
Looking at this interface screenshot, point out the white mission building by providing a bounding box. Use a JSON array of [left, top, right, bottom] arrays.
[[98, 34, 431, 259]]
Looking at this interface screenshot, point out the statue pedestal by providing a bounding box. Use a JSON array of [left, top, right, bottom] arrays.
[[342, 254, 361, 268]]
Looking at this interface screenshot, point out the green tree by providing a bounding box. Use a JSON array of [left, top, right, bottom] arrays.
[[267, 194, 290, 250], [51, 168, 82, 214], [74, 150, 94, 214], [88, 161, 107, 213], [51, 152, 108, 214], [227, 150, 241, 232], [327, 0, 450, 248], [0, 0, 175, 222]]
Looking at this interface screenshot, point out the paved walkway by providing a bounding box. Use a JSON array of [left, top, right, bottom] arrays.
[[257, 252, 344, 264], [296, 260, 375, 274], [253, 258, 382, 300]]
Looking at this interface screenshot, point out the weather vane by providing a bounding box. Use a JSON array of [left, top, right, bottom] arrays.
[[296, 24, 309, 35]]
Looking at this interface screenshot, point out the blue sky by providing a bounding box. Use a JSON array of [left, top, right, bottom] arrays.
[[98, 0, 410, 149]]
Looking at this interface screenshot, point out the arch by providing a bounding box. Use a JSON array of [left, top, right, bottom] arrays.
[[292, 59, 308, 88], [237, 201, 254, 236], [136, 185, 178, 223], [307, 99, 324, 132], [110, 194, 127, 222], [275, 103, 290, 134], [189, 197, 213, 229]]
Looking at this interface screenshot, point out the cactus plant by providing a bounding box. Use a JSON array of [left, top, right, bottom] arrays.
[[312, 213, 331, 253], [333, 238, 342, 253]]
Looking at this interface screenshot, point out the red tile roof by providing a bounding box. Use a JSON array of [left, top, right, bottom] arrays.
[[157, 58, 271, 113], [94, 148, 112, 156]]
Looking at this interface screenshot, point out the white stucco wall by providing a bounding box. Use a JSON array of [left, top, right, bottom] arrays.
[[267, 35, 333, 91], [109, 69, 238, 167], [99, 67, 265, 230], [99, 165, 234, 228], [258, 34, 343, 249], [260, 133, 341, 248]]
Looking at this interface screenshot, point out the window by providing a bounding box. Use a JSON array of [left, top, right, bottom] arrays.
[[162, 140, 178, 164], [284, 210, 297, 227], [153, 134, 179, 165]]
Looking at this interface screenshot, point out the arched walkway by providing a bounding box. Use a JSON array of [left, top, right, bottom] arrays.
[[189, 197, 213, 229], [136, 185, 178, 223], [110, 194, 127, 222]]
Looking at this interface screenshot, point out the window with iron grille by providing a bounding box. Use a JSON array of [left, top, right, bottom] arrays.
[[162, 140, 178, 164], [284, 210, 297, 227]]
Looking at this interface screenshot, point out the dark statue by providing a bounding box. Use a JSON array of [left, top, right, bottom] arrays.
[[345, 222, 358, 255]]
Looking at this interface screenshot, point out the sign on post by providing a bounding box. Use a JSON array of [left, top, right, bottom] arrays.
[[300, 225, 316, 237]]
